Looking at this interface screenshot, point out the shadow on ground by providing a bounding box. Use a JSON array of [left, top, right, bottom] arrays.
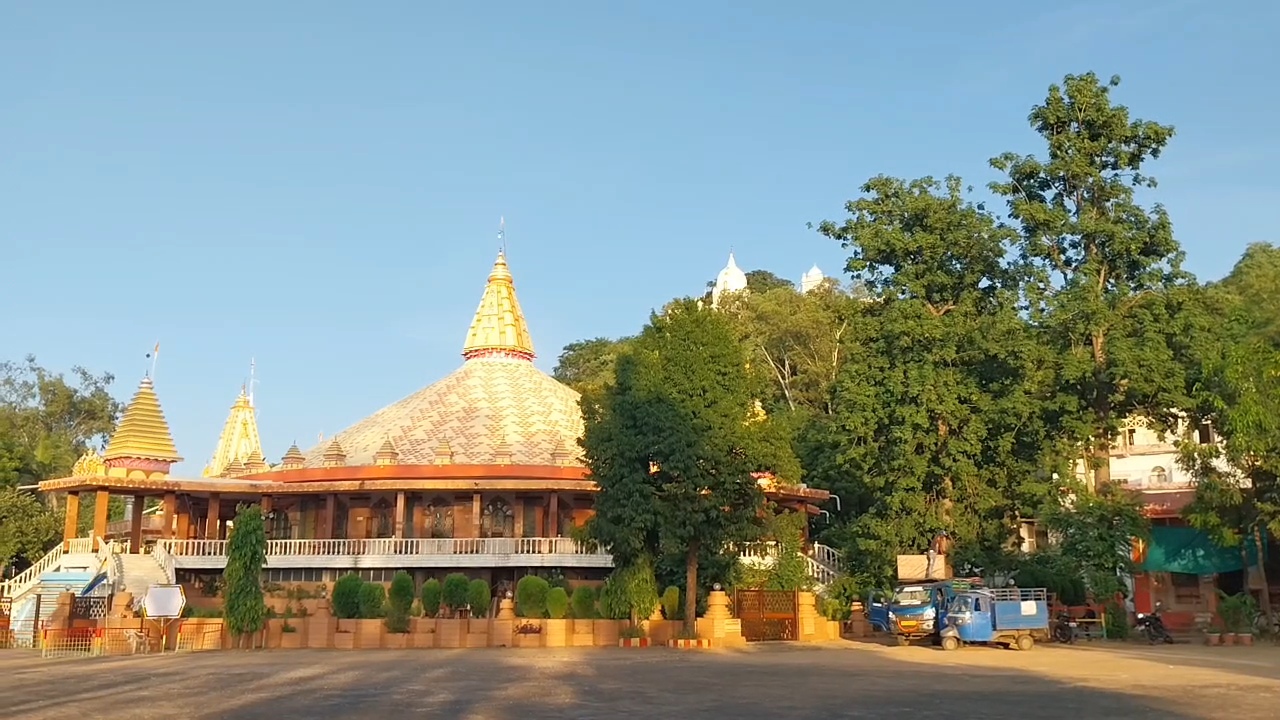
[[0, 644, 1255, 719]]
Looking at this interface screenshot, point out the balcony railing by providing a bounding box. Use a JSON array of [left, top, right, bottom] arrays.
[[154, 537, 615, 570]]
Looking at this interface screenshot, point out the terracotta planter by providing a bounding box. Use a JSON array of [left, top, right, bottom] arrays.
[[593, 620, 621, 647], [1222, 633, 1238, 646], [384, 633, 408, 649], [1238, 633, 1254, 646], [411, 628, 437, 648], [280, 630, 303, 649], [354, 619, 383, 649], [1205, 633, 1221, 646], [571, 619, 595, 647], [437, 619, 464, 648], [543, 619, 569, 647], [334, 632, 355, 650]]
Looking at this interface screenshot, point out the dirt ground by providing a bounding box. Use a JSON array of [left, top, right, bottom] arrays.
[[2, 639, 1278, 719]]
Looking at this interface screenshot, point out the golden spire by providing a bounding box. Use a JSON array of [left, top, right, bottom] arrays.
[[462, 251, 536, 361], [203, 386, 265, 477], [104, 377, 183, 464]]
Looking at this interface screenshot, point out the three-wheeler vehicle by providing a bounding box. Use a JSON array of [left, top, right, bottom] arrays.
[[939, 587, 1049, 651]]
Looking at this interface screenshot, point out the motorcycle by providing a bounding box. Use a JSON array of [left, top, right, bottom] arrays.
[[1135, 602, 1174, 644], [1052, 611, 1077, 644]]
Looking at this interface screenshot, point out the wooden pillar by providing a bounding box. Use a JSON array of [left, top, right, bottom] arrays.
[[321, 494, 335, 540], [262, 495, 273, 514], [534, 496, 545, 537], [162, 492, 176, 539], [549, 493, 559, 537], [206, 493, 221, 540], [412, 497, 425, 539], [176, 508, 191, 541], [62, 491, 80, 549], [394, 491, 407, 539], [514, 497, 525, 538], [472, 492, 482, 538], [92, 489, 110, 549], [129, 495, 145, 553]]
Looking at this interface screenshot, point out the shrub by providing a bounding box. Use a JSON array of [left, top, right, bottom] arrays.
[[516, 575, 551, 618], [546, 587, 569, 619], [570, 586, 596, 619], [385, 571, 415, 633], [222, 505, 268, 640], [420, 578, 442, 618], [410, 599, 424, 618], [332, 574, 364, 619], [598, 558, 659, 622], [468, 579, 492, 618], [442, 573, 471, 616], [358, 583, 387, 619], [661, 586, 680, 620]]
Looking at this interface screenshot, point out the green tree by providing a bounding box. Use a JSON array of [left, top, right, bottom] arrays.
[[222, 505, 268, 646], [332, 574, 364, 619], [0, 355, 122, 488], [467, 579, 491, 618], [385, 571, 414, 632], [515, 575, 551, 618], [1042, 483, 1149, 598], [553, 337, 633, 401], [570, 585, 596, 619], [545, 586, 570, 619], [745, 269, 795, 293], [597, 556, 660, 625], [738, 510, 812, 591], [583, 300, 794, 629], [990, 72, 1192, 488], [419, 577, 442, 618], [441, 573, 471, 617], [812, 175, 1062, 584], [0, 487, 62, 577]]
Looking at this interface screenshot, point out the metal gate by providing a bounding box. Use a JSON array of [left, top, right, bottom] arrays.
[[735, 590, 798, 641]]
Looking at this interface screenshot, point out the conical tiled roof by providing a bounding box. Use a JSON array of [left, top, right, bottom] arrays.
[[374, 437, 400, 466], [104, 377, 183, 463], [462, 252, 535, 360], [279, 443, 306, 470]]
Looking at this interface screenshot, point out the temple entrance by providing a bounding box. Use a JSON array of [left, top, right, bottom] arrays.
[[735, 590, 798, 641]]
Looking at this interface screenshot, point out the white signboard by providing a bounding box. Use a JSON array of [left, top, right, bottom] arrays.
[[142, 584, 187, 619], [1020, 600, 1037, 616]]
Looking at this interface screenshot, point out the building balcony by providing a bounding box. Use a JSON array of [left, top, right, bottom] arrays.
[[155, 537, 614, 570]]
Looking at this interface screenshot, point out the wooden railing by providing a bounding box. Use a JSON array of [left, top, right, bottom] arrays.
[[157, 537, 611, 559]]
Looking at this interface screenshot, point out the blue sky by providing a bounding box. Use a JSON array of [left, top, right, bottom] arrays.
[[3, 1, 1276, 474]]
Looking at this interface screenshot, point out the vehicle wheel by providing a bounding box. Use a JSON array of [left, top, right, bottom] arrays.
[[1015, 634, 1034, 651], [941, 636, 960, 651]]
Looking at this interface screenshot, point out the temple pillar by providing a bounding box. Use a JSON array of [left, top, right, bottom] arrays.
[[411, 497, 425, 539], [394, 491, 407, 539], [206, 493, 221, 540], [176, 508, 190, 541], [514, 497, 525, 538], [162, 492, 176, 539], [534, 497, 544, 536], [549, 493, 559, 537], [262, 495, 273, 515], [92, 489, 110, 549], [62, 491, 80, 549], [471, 493, 482, 538], [320, 494, 335, 539], [129, 495, 145, 553]]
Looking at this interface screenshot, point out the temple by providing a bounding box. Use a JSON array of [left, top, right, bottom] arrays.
[[24, 250, 831, 604]]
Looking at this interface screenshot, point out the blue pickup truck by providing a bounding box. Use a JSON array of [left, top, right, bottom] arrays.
[[868, 580, 970, 645]]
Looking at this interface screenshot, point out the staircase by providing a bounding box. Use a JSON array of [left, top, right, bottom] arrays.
[[738, 542, 844, 595], [115, 553, 171, 597]]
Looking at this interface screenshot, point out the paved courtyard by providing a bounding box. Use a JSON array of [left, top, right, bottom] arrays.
[[2, 640, 1279, 719]]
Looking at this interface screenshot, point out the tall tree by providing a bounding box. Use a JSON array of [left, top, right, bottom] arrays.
[[223, 504, 268, 647], [0, 355, 121, 488], [553, 337, 633, 402], [0, 487, 62, 578], [811, 175, 1062, 583], [582, 299, 794, 628], [990, 72, 1191, 488]]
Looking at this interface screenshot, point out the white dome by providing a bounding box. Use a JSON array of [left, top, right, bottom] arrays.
[[801, 264, 824, 293], [712, 252, 748, 307]]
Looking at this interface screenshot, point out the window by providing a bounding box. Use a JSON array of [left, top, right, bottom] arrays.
[[356, 569, 398, 583], [269, 510, 292, 540], [1197, 423, 1214, 445], [1170, 572, 1200, 605], [264, 568, 324, 583], [481, 497, 515, 538], [522, 503, 538, 538], [557, 504, 576, 537], [424, 497, 454, 539], [1149, 466, 1168, 485], [1125, 428, 1137, 447]]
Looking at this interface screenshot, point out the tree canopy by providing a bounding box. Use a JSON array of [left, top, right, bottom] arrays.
[[582, 299, 796, 626]]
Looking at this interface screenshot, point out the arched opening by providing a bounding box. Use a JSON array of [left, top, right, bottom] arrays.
[[481, 497, 515, 539], [425, 496, 454, 539], [371, 498, 393, 539], [557, 504, 575, 538], [269, 508, 292, 540]]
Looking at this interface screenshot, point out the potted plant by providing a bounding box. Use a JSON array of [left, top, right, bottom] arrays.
[[1218, 591, 1258, 647]]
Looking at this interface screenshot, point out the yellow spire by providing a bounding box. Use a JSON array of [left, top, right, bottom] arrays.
[[462, 251, 536, 360], [202, 386, 265, 477], [104, 377, 183, 464]]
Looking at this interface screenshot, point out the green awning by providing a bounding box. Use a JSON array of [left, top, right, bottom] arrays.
[[1139, 526, 1262, 575]]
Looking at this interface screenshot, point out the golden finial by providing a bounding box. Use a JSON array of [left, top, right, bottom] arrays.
[[204, 383, 265, 477], [104, 376, 183, 464], [462, 250, 536, 361]]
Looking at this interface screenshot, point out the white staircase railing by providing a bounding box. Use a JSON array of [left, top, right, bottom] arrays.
[[0, 543, 67, 600], [809, 543, 842, 572], [151, 541, 175, 583], [736, 541, 843, 593]]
